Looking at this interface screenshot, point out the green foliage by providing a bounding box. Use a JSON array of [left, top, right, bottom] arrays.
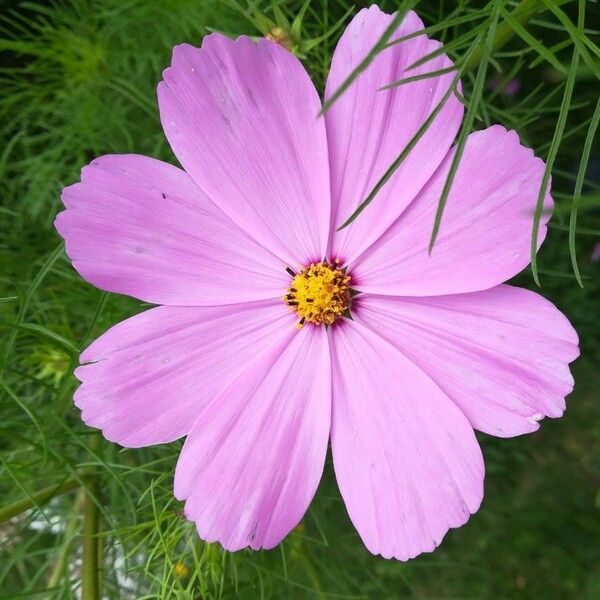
[[1, 0, 599, 598]]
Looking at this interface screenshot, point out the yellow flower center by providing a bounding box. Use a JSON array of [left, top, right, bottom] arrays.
[[284, 260, 351, 329]]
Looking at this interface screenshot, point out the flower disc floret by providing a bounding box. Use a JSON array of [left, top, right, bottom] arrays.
[[284, 260, 351, 328]]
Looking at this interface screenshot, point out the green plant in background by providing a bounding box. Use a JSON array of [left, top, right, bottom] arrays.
[[1, 0, 599, 598]]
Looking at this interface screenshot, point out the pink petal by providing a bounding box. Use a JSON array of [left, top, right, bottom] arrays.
[[329, 319, 484, 561], [175, 325, 330, 551], [352, 126, 552, 296], [74, 300, 295, 447], [354, 286, 579, 438], [158, 34, 330, 265], [56, 154, 287, 305], [325, 7, 463, 262]]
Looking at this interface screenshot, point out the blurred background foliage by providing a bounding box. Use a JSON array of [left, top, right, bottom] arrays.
[[0, 0, 599, 598]]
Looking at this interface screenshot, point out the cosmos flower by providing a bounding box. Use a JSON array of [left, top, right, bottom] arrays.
[[489, 74, 521, 97], [55, 6, 579, 560]]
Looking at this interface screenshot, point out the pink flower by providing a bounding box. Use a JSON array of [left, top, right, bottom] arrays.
[[489, 75, 521, 97], [55, 7, 579, 560]]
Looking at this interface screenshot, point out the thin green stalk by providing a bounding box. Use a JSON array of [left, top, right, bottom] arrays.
[[530, 0, 583, 284], [337, 81, 456, 230], [81, 435, 102, 600], [0, 379, 47, 461], [319, 0, 417, 115], [569, 96, 600, 286], [47, 488, 86, 588], [81, 292, 109, 348], [499, 4, 566, 73], [543, 0, 600, 80], [82, 481, 101, 600], [0, 476, 82, 524], [464, 0, 570, 69], [338, 0, 563, 231], [429, 2, 502, 252], [97, 517, 105, 599], [380, 64, 458, 90], [550, 222, 600, 235], [383, 8, 489, 49], [65, 289, 107, 597], [300, 551, 327, 600], [0, 243, 63, 375]]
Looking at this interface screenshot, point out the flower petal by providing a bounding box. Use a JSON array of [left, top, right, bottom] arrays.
[[354, 286, 579, 437], [329, 319, 483, 560], [325, 7, 463, 262], [175, 325, 331, 551], [56, 154, 287, 305], [352, 126, 552, 296], [74, 300, 295, 447], [158, 34, 330, 264]]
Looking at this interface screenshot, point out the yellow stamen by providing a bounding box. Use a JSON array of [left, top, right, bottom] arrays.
[[284, 260, 351, 328]]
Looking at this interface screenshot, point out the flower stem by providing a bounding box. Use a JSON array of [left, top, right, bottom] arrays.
[[81, 435, 102, 600], [0, 476, 83, 524]]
